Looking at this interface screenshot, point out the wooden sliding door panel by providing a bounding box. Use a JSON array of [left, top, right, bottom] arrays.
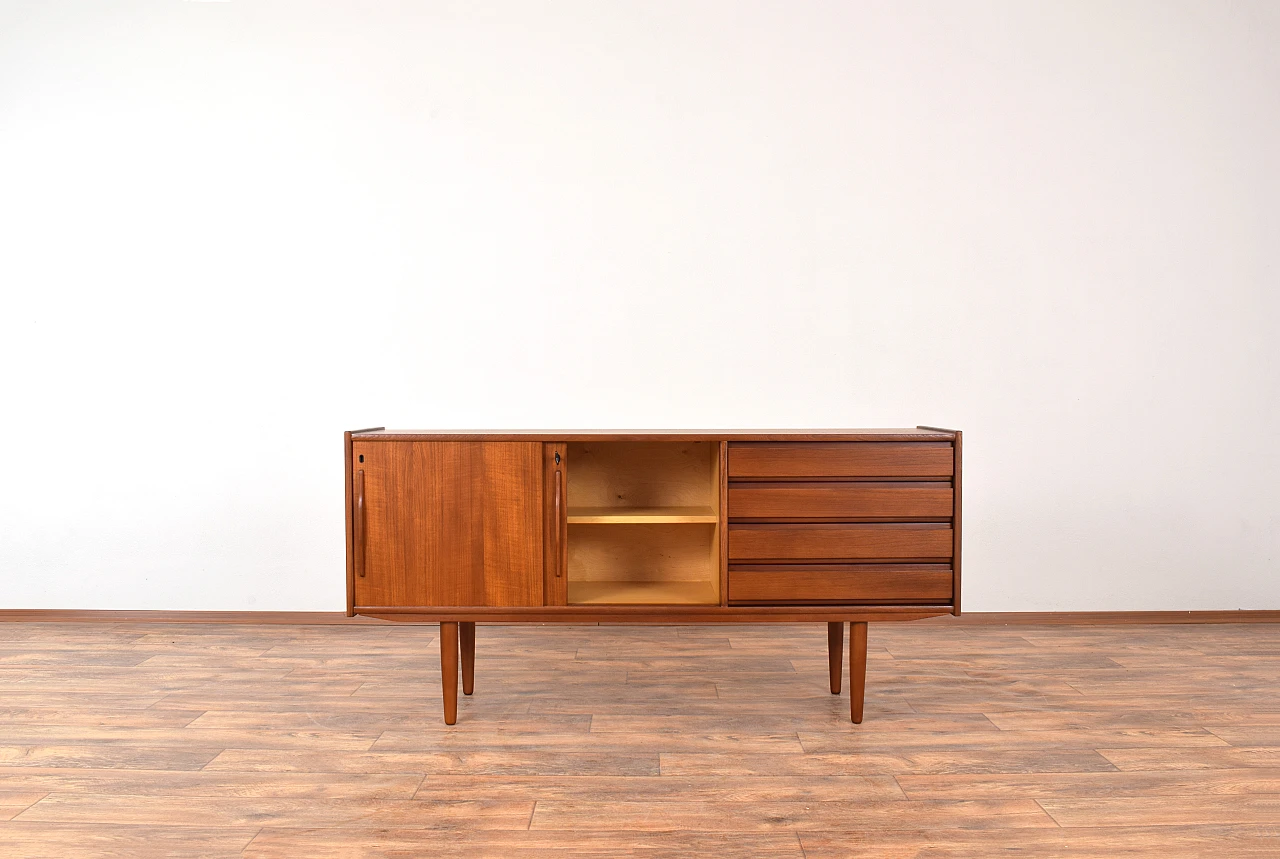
[[728, 523, 953, 562], [728, 442, 954, 479], [728, 482, 953, 520], [480, 443, 545, 607], [353, 441, 543, 608], [353, 441, 477, 608]]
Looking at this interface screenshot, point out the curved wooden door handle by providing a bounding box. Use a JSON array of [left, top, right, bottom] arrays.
[[355, 468, 366, 578], [553, 469, 563, 577]]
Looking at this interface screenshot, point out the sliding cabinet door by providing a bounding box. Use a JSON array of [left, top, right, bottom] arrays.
[[351, 441, 544, 607]]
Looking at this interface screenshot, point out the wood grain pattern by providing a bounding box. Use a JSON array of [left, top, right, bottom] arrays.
[[729, 482, 953, 520], [0, 620, 1275, 855], [729, 523, 954, 562], [728, 442, 955, 479], [729, 564, 954, 604], [356, 441, 477, 607], [478, 443, 545, 606], [353, 441, 543, 608]]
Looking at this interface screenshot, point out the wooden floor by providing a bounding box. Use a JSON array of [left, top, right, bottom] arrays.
[[0, 621, 1278, 857]]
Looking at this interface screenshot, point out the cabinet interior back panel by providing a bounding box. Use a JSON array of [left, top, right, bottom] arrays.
[[568, 442, 718, 509], [568, 523, 719, 586]]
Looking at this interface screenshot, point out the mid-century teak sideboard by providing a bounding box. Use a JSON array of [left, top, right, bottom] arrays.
[[345, 428, 962, 724]]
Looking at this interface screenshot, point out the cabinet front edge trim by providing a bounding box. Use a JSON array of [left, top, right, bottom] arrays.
[[353, 605, 953, 623]]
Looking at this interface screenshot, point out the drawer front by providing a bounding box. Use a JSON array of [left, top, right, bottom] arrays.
[[729, 482, 952, 520], [729, 564, 953, 604], [729, 524, 953, 562], [729, 442, 953, 480]]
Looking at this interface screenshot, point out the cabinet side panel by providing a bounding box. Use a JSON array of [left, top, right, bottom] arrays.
[[344, 431, 354, 616], [953, 432, 962, 616], [481, 442, 545, 607]]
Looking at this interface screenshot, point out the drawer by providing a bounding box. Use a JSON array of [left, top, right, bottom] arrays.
[[729, 482, 952, 520], [729, 564, 954, 604], [729, 523, 953, 562], [729, 442, 953, 479]]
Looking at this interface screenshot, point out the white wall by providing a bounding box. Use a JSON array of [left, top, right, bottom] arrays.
[[1, 1, 1276, 612]]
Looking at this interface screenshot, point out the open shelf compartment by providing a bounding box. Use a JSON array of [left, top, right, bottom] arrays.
[[565, 442, 721, 605]]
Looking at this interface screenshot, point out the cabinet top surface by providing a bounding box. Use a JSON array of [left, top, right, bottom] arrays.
[[349, 428, 957, 442]]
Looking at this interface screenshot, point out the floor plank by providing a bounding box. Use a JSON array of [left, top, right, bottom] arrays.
[[528, 798, 1058, 831], [0, 822, 258, 859]]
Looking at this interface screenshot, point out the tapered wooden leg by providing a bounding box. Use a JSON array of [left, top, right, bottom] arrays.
[[460, 621, 475, 696], [827, 622, 843, 694], [850, 621, 868, 724], [440, 622, 459, 725]]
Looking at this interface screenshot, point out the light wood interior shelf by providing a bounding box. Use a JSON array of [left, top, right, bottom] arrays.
[[566, 506, 718, 524], [567, 580, 720, 605]]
